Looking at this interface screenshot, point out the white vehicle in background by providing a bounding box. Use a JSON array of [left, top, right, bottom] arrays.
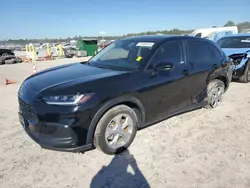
[[190, 26, 238, 41], [62, 43, 71, 49], [241, 29, 250, 33], [62, 41, 76, 49]]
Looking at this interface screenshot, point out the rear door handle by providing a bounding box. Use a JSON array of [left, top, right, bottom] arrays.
[[182, 70, 189, 75]]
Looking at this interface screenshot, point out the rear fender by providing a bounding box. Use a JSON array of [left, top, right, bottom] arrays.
[[206, 63, 232, 91]]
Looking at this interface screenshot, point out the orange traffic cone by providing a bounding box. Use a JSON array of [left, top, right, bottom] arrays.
[[4, 78, 16, 85]]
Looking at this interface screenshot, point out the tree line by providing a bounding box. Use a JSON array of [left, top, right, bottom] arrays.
[[1, 21, 249, 46]]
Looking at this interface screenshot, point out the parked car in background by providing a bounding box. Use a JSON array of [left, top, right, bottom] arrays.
[[18, 35, 233, 155], [62, 43, 72, 49], [217, 34, 250, 83], [240, 29, 250, 33], [0, 48, 17, 65], [0, 48, 15, 56]]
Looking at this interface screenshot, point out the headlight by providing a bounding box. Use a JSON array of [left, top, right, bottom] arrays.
[[42, 93, 93, 105]]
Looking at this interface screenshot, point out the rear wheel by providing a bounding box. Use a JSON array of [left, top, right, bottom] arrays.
[[0, 58, 4, 65], [207, 79, 225, 108], [5, 58, 16, 64], [94, 105, 138, 155], [239, 62, 250, 83]]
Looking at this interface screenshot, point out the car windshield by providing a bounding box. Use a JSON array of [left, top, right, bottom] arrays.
[[217, 36, 250, 48], [88, 39, 156, 71]]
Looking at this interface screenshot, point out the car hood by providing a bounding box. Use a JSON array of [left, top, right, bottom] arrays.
[[21, 62, 127, 94], [222, 48, 250, 56]]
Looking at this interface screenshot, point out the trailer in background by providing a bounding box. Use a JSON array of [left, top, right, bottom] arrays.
[[190, 26, 238, 41]]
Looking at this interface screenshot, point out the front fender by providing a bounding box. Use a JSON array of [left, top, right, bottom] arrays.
[[234, 57, 249, 70], [86, 95, 146, 145]]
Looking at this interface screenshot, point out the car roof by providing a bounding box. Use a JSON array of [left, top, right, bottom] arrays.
[[120, 35, 204, 43]]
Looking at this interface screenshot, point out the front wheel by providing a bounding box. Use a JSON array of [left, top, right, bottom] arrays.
[[207, 79, 225, 108], [94, 105, 138, 155]]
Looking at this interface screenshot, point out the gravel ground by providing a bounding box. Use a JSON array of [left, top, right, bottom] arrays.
[[0, 59, 250, 188]]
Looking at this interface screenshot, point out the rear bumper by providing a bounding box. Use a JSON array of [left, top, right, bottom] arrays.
[[228, 64, 233, 83]]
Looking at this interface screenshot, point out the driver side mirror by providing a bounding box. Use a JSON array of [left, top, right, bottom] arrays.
[[153, 61, 174, 71]]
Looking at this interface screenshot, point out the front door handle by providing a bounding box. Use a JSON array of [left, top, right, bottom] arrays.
[[182, 70, 189, 75]]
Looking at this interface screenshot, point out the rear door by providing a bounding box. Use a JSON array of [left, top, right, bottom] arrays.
[[184, 39, 217, 103], [145, 40, 193, 124]]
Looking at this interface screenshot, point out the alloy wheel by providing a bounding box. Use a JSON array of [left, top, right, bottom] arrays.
[[210, 86, 223, 108], [105, 114, 134, 149]]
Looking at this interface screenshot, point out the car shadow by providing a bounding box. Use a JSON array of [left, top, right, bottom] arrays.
[[90, 150, 150, 188]]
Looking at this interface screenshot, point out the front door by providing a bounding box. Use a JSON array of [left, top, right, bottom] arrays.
[[144, 40, 192, 124]]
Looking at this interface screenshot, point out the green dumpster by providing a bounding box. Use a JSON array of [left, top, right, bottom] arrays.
[[76, 39, 98, 56]]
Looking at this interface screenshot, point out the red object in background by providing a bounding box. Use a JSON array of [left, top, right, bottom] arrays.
[[4, 78, 16, 85], [98, 42, 110, 49]]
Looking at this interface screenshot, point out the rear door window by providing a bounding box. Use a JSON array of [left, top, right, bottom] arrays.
[[186, 40, 211, 65]]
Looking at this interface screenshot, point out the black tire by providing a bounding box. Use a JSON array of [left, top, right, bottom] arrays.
[[238, 62, 250, 83], [15, 57, 23, 63], [94, 105, 138, 155], [206, 79, 225, 109], [0, 58, 4, 65]]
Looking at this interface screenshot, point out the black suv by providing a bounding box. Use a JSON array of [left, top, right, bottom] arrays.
[[18, 35, 233, 155]]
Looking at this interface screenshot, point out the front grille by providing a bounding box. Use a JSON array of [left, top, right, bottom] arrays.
[[18, 98, 38, 123]]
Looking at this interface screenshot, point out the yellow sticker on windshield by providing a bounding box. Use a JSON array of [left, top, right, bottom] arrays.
[[136, 56, 142, 62]]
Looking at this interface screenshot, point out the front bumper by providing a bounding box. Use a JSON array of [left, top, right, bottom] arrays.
[[231, 54, 250, 78], [18, 97, 95, 152]]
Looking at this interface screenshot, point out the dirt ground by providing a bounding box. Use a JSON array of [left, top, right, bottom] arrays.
[[0, 58, 250, 188]]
